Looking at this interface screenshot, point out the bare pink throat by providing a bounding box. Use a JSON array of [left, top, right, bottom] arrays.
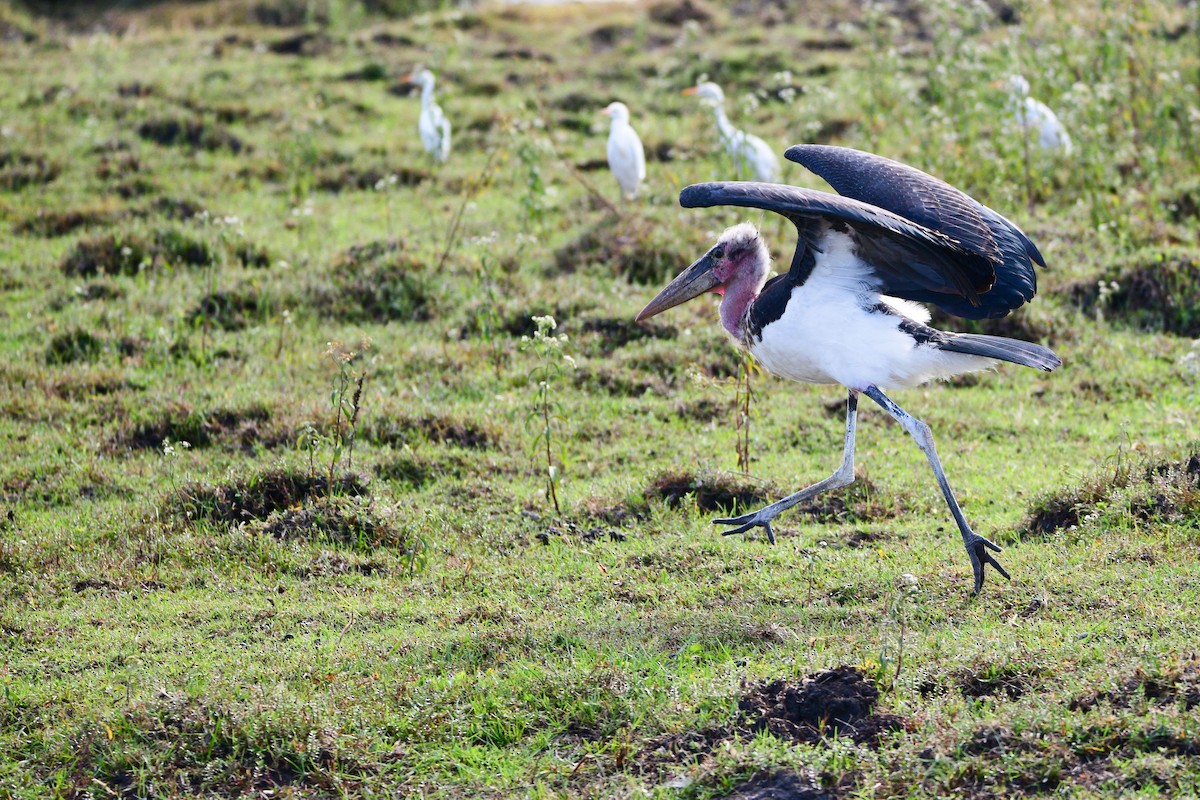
[[719, 280, 758, 339]]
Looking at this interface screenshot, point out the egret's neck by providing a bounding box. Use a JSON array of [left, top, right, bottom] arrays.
[[710, 105, 737, 141], [420, 81, 435, 107]]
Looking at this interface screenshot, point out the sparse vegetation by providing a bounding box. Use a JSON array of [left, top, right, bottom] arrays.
[[1, 0, 1198, 796]]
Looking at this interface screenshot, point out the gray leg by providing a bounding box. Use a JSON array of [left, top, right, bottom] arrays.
[[863, 386, 1009, 594], [715, 391, 859, 545]]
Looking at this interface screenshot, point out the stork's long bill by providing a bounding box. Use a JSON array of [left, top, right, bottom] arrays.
[[635, 249, 720, 321]]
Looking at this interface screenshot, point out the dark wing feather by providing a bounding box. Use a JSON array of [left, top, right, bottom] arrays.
[[786, 144, 1043, 318], [680, 181, 995, 304]]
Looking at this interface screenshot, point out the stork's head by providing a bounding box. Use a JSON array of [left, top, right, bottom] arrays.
[[636, 223, 770, 325], [682, 82, 725, 106], [602, 101, 631, 125]]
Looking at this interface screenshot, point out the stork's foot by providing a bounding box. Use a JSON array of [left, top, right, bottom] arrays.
[[965, 533, 1010, 595], [713, 510, 777, 545]]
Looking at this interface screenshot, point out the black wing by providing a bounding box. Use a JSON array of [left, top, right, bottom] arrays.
[[786, 144, 1044, 318], [680, 181, 996, 306]]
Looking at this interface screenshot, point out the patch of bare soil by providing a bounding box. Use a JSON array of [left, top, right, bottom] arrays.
[[48, 368, 139, 400], [1063, 248, 1200, 337], [137, 116, 246, 153], [1021, 449, 1200, 538], [256, 495, 410, 552], [186, 288, 267, 331], [309, 239, 434, 323], [109, 403, 280, 453], [574, 364, 669, 397], [575, 316, 678, 356], [14, 205, 119, 237], [640, 666, 903, 777], [167, 469, 368, 527], [366, 413, 496, 450], [553, 218, 702, 286], [314, 163, 426, 193], [0, 148, 60, 190], [740, 667, 904, 745], [953, 662, 1044, 700], [61, 228, 215, 277], [649, 0, 718, 26], [1069, 663, 1200, 713], [717, 770, 831, 800], [649, 471, 771, 515]]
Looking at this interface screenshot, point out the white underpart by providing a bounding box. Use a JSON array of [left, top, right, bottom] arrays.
[[415, 71, 451, 162], [1006, 77, 1072, 154], [605, 102, 646, 200], [747, 231, 995, 390]]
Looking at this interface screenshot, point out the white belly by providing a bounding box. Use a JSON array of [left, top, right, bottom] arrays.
[[748, 287, 992, 391]]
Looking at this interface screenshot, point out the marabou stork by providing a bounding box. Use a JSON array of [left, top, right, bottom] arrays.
[[636, 144, 1061, 594], [402, 69, 452, 163], [602, 102, 647, 201], [683, 82, 781, 182], [1001, 75, 1073, 154]]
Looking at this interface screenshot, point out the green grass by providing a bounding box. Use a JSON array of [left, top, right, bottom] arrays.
[[1, 0, 1199, 796]]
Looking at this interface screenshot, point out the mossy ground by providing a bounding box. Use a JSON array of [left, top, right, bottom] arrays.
[[1, 0, 1199, 796]]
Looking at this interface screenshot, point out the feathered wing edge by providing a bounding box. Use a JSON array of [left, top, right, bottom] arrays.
[[785, 144, 1044, 319], [679, 181, 997, 307]]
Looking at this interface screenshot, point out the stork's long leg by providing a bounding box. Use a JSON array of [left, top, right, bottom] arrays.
[[862, 386, 1010, 595], [714, 391, 859, 545]]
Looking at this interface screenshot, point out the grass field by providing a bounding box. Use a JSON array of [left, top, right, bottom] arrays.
[[1, 0, 1199, 796]]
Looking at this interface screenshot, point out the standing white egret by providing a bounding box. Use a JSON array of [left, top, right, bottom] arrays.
[[683, 82, 780, 182], [602, 101, 646, 201], [1000, 75, 1073, 154], [402, 68, 451, 163]]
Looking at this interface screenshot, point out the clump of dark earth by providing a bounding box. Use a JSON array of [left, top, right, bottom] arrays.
[[0, 148, 60, 190], [1064, 247, 1200, 337], [366, 413, 495, 450], [187, 289, 266, 331], [49, 369, 138, 400], [168, 469, 369, 527], [314, 163, 426, 193], [309, 239, 434, 323], [575, 316, 677, 356], [534, 518, 628, 546], [649, 471, 770, 514], [739, 666, 904, 745], [256, 495, 410, 552], [266, 30, 331, 56], [15, 206, 118, 237], [110, 403, 279, 453], [137, 116, 245, 153], [649, 0, 717, 26], [45, 329, 105, 365], [1021, 449, 1200, 538], [1069, 663, 1200, 712], [716, 771, 831, 800], [554, 219, 700, 284], [61, 228, 215, 277], [954, 662, 1042, 700]]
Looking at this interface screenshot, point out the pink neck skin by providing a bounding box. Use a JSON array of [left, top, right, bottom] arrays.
[[717, 253, 767, 340]]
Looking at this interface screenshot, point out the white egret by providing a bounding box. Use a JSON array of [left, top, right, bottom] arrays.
[[683, 82, 780, 182], [1000, 75, 1073, 154], [402, 68, 451, 163], [602, 101, 646, 201]]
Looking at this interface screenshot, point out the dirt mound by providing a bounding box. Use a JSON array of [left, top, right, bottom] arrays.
[[1063, 248, 1200, 337], [256, 495, 411, 552], [0, 148, 60, 190], [1069, 663, 1200, 712], [367, 413, 496, 450], [717, 771, 831, 800], [1021, 449, 1200, 537], [110, 403, 278, 452], [186, 289, 266, 331], [649, 0, 717, 26], [137, 116, 245, 153], [15, 205, 119, 237], [309, 239, 434, 323], [650, 471, 771, 514], [167, 469, 368, 527], [554, 219, 702, 285], [739, 666, 904, 746], [576, 316, 677, 356], [61, 228, 215, 277]]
